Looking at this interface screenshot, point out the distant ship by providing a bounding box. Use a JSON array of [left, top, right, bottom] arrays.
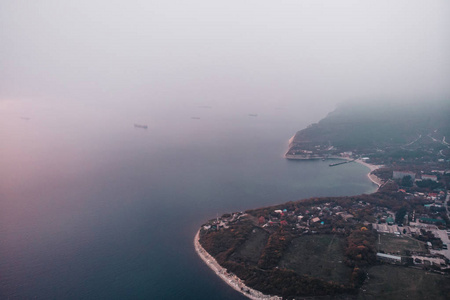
[[134, 124, 148, 129], [191, 117, 201, 120], [248, 114, 258, 117]]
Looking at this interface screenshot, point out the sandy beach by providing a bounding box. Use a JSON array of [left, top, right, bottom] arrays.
[[354, 159, 384, 188], [194, 230, 282, 300]]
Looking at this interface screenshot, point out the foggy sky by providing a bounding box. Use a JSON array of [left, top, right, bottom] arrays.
[[1, 0, 449, 118]]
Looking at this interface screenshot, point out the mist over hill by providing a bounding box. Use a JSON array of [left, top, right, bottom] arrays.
[[291, 100, 450, 151]]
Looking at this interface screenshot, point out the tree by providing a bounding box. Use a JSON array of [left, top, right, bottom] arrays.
[[401, 175, 413, 187], [395, 207, 407, 225]]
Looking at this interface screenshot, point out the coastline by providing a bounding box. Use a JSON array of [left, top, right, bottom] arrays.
[[285, 135, 383, 189], [353, 159, 383, 188], [194, 230, 282, 300], [195, 143, 384, 300], [285, 154, 383, 188]]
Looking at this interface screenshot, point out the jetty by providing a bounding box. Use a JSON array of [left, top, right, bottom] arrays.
[[329, 158, 356, 167]]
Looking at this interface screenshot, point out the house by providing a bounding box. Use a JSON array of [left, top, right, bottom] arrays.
[[420, 174, 438, 182], [419, 217, 446, 225]]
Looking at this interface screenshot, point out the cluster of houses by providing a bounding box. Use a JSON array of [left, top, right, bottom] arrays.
[[393, 170, 445, 183], [202, 201, 366, 236], [400, 191, 447, 226], [393, 168, 448, 227], [201, 169, 450, 275], [255, 202, 360, 234], [372, 216, 450, 272], [202, 212, 247, 231]]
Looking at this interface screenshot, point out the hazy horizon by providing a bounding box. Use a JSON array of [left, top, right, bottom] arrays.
[[1, 0, 449, 121], [1, 2, 450, 299]]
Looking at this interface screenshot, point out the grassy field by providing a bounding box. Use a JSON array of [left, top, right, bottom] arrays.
[[376, 233, 426, 255], [229, 227, 269, 265], [359, 265, 450, 300], [277, 234, 351, 283]]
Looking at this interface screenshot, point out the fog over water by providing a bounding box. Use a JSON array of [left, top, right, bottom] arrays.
[[1, 1, 449, 115], [1, 1, 449, 299], [1, 99, 378, 299]]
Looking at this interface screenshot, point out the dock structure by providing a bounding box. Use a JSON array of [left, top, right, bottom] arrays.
[[329, 159, 356, 167]]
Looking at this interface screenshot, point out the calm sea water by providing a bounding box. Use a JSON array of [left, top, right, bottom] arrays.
[[0, 102, 376, 299]]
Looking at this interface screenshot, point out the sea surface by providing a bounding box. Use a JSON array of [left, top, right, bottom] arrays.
[[0, 101, 377, 299]]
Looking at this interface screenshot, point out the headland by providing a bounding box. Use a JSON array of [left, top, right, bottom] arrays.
[[195, 101, 450, 299], [194, 152, 381, 300], [194, 230, 282, 300]]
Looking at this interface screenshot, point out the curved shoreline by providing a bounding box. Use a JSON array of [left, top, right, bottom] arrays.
[[354, 159, 383, 188], [196, 146, 383, 299], [194, 230, 282, 300], [285, 146, 383, 189]]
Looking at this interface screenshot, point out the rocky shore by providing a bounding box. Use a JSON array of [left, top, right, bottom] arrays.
[[194, 230, 282, 300]]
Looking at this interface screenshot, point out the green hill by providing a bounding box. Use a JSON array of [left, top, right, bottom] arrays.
[[288, 100, 450, 155]]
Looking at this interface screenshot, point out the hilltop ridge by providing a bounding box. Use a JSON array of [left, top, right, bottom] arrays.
[[286, 100, 450, 162]]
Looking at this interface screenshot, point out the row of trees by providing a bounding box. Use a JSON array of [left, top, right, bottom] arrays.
[[344, 227, 377, 268], [257, 229, 293, 269]]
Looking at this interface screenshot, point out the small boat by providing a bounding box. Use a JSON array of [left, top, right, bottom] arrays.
[[134, 124, 148, 129], [248, 114, 258, 117]]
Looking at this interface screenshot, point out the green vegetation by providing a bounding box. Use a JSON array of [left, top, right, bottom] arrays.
[[416, 179, 444, 190], [229, 227, 269, 265], [199, 187, 449, 298], [199, 219, 254, 264], [376, 233, 426, 255], [400, 176, 413, 188], [345, 228, 377, 268], [287, 100, 450, 166], [359, 265, 450, 300], [278, 235, 351, 284], [199, 100, 450, 299], [395, 207, 407, 224]]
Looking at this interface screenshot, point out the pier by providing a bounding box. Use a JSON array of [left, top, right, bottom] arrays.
[[329, 159, 356, 167]]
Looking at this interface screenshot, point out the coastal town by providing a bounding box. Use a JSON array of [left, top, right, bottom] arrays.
[[200, 163, 450, 264], [197, 154, 450, 299], [195, 103, 450, 299]]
